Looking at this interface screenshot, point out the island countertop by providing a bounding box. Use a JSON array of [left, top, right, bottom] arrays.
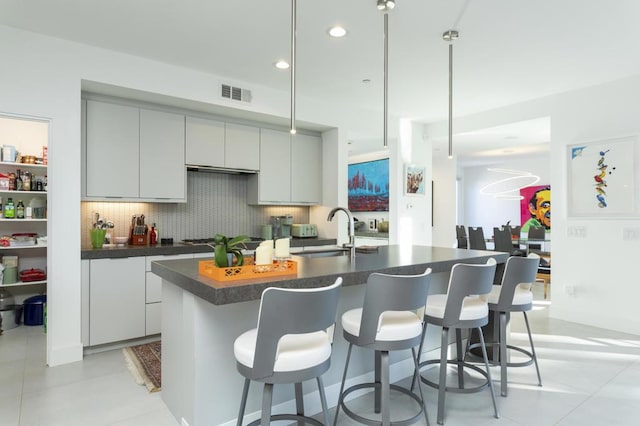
[[151, 245, 507, 305]]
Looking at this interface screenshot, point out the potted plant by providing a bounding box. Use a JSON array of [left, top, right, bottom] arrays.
[[211, 234, 251, 267]]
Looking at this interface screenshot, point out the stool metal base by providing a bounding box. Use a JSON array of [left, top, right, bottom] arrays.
[[338, 382, 426, 426], [417, 359, 491, 394], [468, 341, 536, 368], [246, 413, 323, 426]]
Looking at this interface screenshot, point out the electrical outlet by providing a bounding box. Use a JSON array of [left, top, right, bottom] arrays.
[[565, 285, 576, 296], [568, 226, 587, 238], [623, 227, 640, 241]]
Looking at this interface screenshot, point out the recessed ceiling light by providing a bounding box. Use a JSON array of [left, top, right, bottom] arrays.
[[362, 78, 371, 84], [328, 26, 347, 38], [274, 60, 290, 70]]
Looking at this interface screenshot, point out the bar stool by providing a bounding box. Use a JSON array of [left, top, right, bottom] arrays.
[[234, 278, 342, 426], [334, 269, 432, 426], [415, 258, 498, 425], [479, 254, 542, 397]]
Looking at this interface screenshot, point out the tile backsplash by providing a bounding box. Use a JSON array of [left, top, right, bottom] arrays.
[[81, 171, 309, 245]]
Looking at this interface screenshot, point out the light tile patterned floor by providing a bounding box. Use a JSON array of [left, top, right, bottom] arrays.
[[1, 287, 639, 425]]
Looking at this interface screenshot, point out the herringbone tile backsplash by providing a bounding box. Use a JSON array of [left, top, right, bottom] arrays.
[[81, 172, 309, 246]]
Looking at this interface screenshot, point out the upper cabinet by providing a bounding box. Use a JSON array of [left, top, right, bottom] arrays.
[[83, 99, 186, 202], [248, 129, 322, 205], [185, 116, 259, 171]]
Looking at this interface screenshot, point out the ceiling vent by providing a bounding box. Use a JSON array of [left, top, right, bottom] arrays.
[[220, 83, 252, 103]]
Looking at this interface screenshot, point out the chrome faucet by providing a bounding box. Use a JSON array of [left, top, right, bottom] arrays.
[[327, 207, 356, 260]]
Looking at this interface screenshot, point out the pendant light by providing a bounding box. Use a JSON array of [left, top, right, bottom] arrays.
[[378, 0, 395, 148], [290, 0, 297, 135], [443, 29, 458, 159]]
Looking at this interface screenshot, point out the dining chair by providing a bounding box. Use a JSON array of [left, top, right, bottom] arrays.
[[493, 227, 515, 253], [527, 226, 546, 252], [467, 227, 487, 250], [456, 225, 468, 249]]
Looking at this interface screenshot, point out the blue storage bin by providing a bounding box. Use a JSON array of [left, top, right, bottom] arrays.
[[23, 294, 46, 326]]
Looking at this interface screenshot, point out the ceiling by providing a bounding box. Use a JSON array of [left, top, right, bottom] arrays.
[[2, 0, 639, 161]]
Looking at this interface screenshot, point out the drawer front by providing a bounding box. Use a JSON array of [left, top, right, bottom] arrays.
[[146, 302, 162, 336], [145, 253, 193, 271]]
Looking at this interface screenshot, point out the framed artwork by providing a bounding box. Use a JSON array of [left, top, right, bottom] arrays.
[[568, 136, 637, 217], [404, 164, 426, 196], [348, 158, 389, 212], [520, 185, 551, 232]]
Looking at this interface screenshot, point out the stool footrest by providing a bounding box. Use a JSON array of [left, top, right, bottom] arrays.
[[467, 342, 535, 368], [246, 413, 323, 426], [339, 382, 425, 426], [418, 359, 491, 394]]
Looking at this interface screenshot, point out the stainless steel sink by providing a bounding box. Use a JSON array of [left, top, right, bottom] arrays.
[[293, 248, 350, 258]]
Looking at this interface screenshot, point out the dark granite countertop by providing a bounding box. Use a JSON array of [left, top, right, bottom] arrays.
[[81, 237, 337, 259], [151, 245, 508, 305]]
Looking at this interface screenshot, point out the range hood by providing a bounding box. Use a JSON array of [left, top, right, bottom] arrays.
[[186, 164, 258, 175]]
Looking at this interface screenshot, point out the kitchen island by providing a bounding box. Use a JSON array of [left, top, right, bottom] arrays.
[[151, 245, 507, 426]]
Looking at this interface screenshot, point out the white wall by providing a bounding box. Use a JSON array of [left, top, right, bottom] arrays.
[[427, 74, 640, 336], [0, 24, 372, 365], [462, 156, 551, 233]]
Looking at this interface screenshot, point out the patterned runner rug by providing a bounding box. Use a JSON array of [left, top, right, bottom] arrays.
[[123, 340, 161, 392]]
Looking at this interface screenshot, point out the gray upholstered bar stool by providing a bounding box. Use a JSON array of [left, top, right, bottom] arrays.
[[415, 258, 498, 425], [334, 269, 432, 426], [479, 254, 542, 397], [234, 278, 342, 426]]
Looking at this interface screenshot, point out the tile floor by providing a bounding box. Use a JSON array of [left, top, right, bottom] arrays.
[[1, 288, 639, 426]]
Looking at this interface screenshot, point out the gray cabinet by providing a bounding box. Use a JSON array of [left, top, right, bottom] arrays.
[[140, 109, 186, 199], [144, 254, 193, 336], [248, 129, 322, 205], [291, 133, 322, 204], [84, 99, 186, 202], [185, 117, 259, 171], [85, 100, 139, 198], [185, 116, 225, 168], [88, 257, 146, 346]]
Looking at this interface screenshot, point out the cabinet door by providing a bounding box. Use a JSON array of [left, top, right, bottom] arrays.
[[185, 116, 225, 168], [139, 109, 186, 200], [85, 100, 139, 198], [145, 303, 162, 336], [255, 128, 291, 203], [225, 123, 259, 170], [89, 257, 146, 346], [291, 133, 322, 204]]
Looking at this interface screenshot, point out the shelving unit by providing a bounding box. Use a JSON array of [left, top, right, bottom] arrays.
[[0, 117, 48, 291]]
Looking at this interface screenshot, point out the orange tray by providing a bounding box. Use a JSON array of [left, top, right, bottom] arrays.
[[198, 257, 297, 282]]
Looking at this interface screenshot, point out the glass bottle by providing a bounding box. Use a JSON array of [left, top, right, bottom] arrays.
[[4, 197, 14, 219], [8, 172, 15, 191], [16, 200, 25, 219], [23, 171, 31, 191], [15, 169, 23, 191]]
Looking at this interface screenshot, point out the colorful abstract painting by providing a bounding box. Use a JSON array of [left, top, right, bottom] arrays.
[[348, 158, 389, 212], [568, 137, 636, 216], [520, 185, 551, 232]]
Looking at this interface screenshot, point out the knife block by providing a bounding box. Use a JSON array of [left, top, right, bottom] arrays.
[[129, 226, 149, 245]]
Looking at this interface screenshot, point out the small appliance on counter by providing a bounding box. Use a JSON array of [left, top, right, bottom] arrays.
[[271, 215, 293, 239], [291, 224, 318, 238]]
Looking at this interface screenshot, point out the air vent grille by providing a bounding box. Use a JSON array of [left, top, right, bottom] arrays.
[[221, 84, 252, 103]]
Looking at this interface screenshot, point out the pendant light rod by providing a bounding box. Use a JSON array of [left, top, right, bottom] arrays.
[[383, 12, 389, 148], [290, 0, 297, 135], [443, 30, 458, 159]]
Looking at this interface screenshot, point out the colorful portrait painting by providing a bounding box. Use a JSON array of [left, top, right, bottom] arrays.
[[348, 158, 389, 212], [520, 185, 551, 232]]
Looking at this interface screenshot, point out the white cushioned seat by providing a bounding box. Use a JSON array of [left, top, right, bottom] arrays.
[[234, 328, 331, 372], [425, 294, 488, 321], [483, 284, 533, 306], [341, 308, 423, 342]]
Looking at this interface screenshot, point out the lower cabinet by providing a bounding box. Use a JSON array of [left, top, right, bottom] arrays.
[[144, 254, 193, 336], [88, 257, 146, 346], [83, 254, 194, 347]]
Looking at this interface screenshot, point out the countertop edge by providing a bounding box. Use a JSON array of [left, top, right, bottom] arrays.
[[151, 246, 508, 306]]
